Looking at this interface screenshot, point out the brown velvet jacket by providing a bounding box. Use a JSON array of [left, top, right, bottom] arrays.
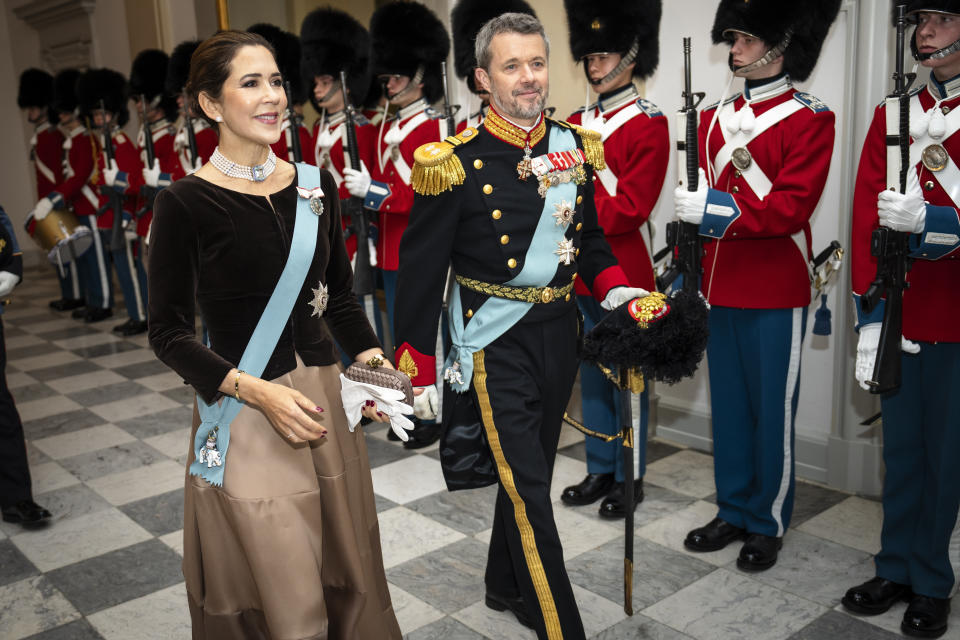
[[148, 167, 379, 403]]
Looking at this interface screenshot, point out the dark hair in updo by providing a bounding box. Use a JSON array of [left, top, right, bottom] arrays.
[[186, 30, 276, 128]]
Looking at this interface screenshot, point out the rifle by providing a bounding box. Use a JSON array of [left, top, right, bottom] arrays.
[[283, 81, 303, 163], [137, 97, 159, 218], [182, 91, 199, 169], [340, 70, 374, 296], [439, 62, 460, 139], [860, 4, 916, 394], [657, 38, 707, 293], [98, 101, 126, 250]]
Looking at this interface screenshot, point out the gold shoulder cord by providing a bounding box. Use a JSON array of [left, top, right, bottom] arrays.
[[410, 127, 478, 196]]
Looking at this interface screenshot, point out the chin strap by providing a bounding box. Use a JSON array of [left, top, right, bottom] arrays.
[[587, 38, 640, 87], [732, 30, 793, 75], [318, 78, 340, 105], [387, 65, 424, 103], [913, 35, 960, 61]]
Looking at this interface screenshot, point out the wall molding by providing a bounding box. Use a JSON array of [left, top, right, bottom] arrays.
[[13, 0, 95, 30]]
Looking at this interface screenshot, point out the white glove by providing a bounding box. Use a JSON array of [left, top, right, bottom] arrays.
[[674, 168, 709, 225], [0, 271, 20, 298], [343, 161, 372, 199], [339, 373, 413, 441], [103, 159, 119, 187], [855, 323, 921, 391], [413, 385, 439, 421], [32, 197, 54, 221], [143, 160, 161, 188], [878, 170, 926, 233], [601, 286, 651, 311]]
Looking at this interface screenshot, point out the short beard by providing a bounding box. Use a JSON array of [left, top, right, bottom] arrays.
[[490, 79, 547, 122]]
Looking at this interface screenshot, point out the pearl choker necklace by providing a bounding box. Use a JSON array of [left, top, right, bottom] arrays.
[[210, 147, 277, 182]]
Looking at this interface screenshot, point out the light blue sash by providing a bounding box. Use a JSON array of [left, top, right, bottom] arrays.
[[190, 163, 322, 486], [444, 126, 578, 392]]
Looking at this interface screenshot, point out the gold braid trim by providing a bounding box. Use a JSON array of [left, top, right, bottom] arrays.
[[455, 274, 574, 304], [410, 127, 478, 196]]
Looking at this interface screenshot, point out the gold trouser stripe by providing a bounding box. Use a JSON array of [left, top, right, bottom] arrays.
[[472, 350, 564, 640]]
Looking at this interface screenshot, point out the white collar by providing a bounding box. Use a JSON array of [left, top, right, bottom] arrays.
[[598, 84, 639, 113], [395, 98, 428, 122], [743, 74, 792, 103], [928, 72, 960, 100]]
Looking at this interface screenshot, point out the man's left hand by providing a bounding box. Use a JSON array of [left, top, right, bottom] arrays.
[[601, 286, 650, 311]]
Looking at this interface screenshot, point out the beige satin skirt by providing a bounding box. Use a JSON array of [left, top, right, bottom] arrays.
[[182, 359, 401, 640]]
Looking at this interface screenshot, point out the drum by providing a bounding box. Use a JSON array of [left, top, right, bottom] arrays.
[[27, 209, 93, 265]]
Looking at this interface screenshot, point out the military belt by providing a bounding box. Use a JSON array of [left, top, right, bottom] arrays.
[[455, 275, 574, 304]]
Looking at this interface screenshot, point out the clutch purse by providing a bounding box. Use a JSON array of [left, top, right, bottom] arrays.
[[343, 360, 415, 406]]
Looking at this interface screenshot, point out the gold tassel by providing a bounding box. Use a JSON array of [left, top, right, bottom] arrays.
[[411, 140, 466, 196], [573, 124, 606, 171]]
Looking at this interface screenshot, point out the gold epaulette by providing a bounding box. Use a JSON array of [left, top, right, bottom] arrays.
[[410, 127, 478, 196], [549, 118, 606, 171]]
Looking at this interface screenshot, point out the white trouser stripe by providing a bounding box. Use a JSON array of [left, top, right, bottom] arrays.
[[88, 218, 110, 309], [948, 507, 960, 596], [772, 307, 802, 537], [124, 237, 145, 321]]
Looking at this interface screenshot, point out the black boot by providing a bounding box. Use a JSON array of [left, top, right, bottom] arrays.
[[736, 533, 782, 571], [598, 479, 644, 518], [84, 307, 113, 323], [485, 591, 533, 629], [50, 298, 84, 311], [2, 500, 52, 528], [842, 577, 913, 615], [403, 421, 441, 449], [561, 473, 615, 506], [684, 517, 746, 552], [902, 595, 950, 638]]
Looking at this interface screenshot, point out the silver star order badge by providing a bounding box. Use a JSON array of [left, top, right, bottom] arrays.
[[555, 238, 576, 265], [552, 200, 575, 227], [308, 281, 329, 318]]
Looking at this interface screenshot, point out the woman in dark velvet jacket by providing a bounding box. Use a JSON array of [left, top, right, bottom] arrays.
[[147, 30, 401, 640]]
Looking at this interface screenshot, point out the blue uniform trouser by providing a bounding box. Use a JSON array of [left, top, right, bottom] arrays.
[[75, 223, 112, 310], [384, 268, 435, 425], [109, 232, 147, 322], [707, 306, 807, 538], [578, 295, 648, 481], [56, 262, 82, 301], [876, 343, 960, 599]]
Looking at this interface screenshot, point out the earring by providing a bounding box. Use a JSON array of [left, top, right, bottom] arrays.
[[215, 116, 223, 122]]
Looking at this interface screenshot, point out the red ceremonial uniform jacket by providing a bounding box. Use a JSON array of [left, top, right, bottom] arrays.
[[312, 110, 377, 260], [137, 118, 178, 237], [174, 117, 217, 176], [851, 76, 960, 343], [456, 104, 489, 135], [568, 85, 669, 293], [55, 125, 98, 218], [32, 122, 64, 199], [365, 98, 444, 271], [696, 74, 835, 308], [94, 129, 144, 231], [271, 120, 315, 165]]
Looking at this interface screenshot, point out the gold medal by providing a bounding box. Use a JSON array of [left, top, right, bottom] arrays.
[[922, 144, 948, 172], [517, 145, 533, 181], [731, 147, 752, 171]]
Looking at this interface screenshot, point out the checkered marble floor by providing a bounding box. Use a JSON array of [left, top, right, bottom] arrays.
[[1, 267, 957, 640]]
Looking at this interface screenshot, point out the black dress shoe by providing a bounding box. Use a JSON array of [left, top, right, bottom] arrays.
[[684, 517, 746, 552], [561, 473, 615, 506], [485, 591, 533, 629], [736, 533, 782, 571], [1, 500, 52, 527], [113, 319, 148, 336], [50, 298, 84, 311], [84, 307, 113, 323], [403, 422, 441, 449], [71, 307, 87, 319], [842, 577, 913, 615], [598, 479, 644, 518], [902, 595, 950, 638]]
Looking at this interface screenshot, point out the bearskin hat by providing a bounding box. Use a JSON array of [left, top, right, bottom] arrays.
[[300, 8, 370, 106], [18, 68, 54, 109], [564, 0, 662, 79], [370, 1, 450, 104], [452, 0, 537, 94], [130, 49, 178, 119], [51, 68, 81, 115], [711, 0, 840, 82], [581, 290, 710, 385], [904, 0, 960, 18], [248, 23, 306, 105], [166, 39, 200, 97], [77, 68, 130, 127]]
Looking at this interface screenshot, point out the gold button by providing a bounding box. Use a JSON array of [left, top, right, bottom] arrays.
[[944, 105, 952, 115], [540, 288, 554, 303], [500, 234, 510, 245], [474, 159, 483, 169], [734, 170, 742, 178], [565, 293, 571, 302], [576, 195, 583, 204], [576, 222, 583, 231], [507, 258, 517, 268], [483, 184, 493, 194], [925, 180, 935, 191], [465, 309, 473, 318], [492, 209, 502, 220], [732, 186, 739, 193], [575, 248, 581, 256], [571, 272, 578, 281]]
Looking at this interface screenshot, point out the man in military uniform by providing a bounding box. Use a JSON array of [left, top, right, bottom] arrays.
[[451, 0, 538, 134], [675, 0, 839, 571], [395, 13, 644, 639], [843, 4, 960, 638], [344, 1, 451, 448], [18, 69, 82, 312], [561, 0, 667, 519], [166, 40, 218, 176], [0, 204, 51, 528], [31, 69, 113, 323], [78, 68, 149, 336]]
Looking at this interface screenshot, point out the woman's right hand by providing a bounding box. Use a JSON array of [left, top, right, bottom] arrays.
[[230, 372, 327, 443]]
